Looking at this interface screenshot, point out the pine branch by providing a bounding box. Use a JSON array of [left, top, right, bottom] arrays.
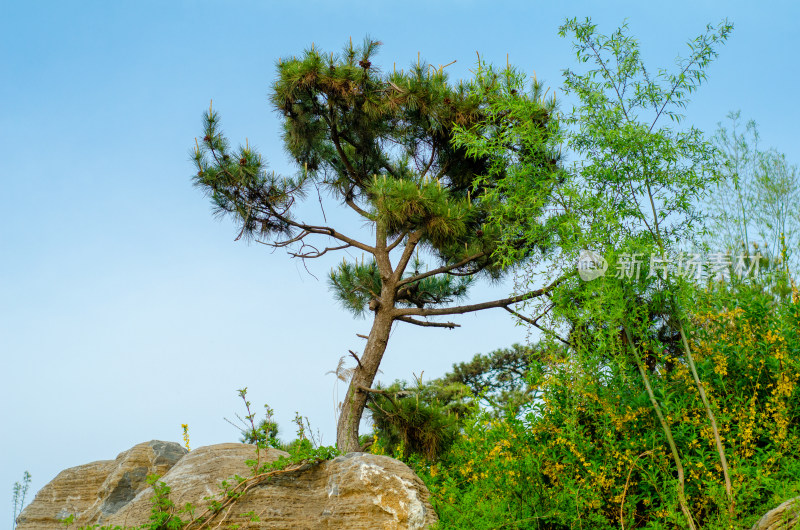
[[348, 350, 364, 369], [392, 230, 424, 280], [345, 196, 373, 219], [287, 242, 351, 259], [397, 251, 488, 287], [327, 110, 362, 184], [386, 230, 409, 252], [266, 206, 376, 254], [395, 315, 460, 329], [394, 273, 571, 318]]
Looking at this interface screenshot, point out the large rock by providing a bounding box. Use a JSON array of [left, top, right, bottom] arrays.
[[105, 442, 289, 526], [752, 497, 800, 530], [17, 442, 438, 529], [16, 440, 187, 529]]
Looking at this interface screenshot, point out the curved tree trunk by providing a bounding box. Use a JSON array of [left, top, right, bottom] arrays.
[[336, 308, 394, 453]]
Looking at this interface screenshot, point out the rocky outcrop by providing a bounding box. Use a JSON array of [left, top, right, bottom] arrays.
[[751, 497, 800, 530], [17, 441, 438, 529], [105, 442, 290, 527], [15, 440, 187, 529]]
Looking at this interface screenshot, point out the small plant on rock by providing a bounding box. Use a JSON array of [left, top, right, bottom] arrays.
[[12, 471, 31, 530]]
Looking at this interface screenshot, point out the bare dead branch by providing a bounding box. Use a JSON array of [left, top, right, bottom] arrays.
[[419, 140, 437, 180], [266, 205, 376, 254], [348, 350, 364, 369], [288, 242, 351, 259], [314, 182, 328, 223], [345, 196, 372, 219], [268, 230, 312, 248], [386, 230, 409, 253], [395, 315, 460, 329], [299, 257, 319, 281], [504, 306, 570, 346], [397, 251, 488, 287]]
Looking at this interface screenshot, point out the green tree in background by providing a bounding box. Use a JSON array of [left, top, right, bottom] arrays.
[[366, 376, 471, 461], [441, 342, 549, 413], [454, 18, 734, 527], [192, 38, 565, 452], [707, 111, 800, 276], [366, 343, 552, 460]]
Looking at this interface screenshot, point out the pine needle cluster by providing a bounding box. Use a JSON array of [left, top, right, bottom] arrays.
[[368, 380, 471, 461]]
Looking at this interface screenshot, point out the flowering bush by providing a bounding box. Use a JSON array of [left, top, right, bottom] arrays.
[[412, 281, 799, 528]]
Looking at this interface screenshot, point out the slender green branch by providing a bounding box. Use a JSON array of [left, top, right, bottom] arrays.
[[623, 325, 696, 530], [680, 325, 735, 517]]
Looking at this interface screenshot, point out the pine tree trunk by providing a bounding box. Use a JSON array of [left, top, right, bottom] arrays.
[[336, 308, 394, 453]]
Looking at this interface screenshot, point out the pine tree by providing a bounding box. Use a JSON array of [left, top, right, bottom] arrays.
[[192, 38, 564, 452]]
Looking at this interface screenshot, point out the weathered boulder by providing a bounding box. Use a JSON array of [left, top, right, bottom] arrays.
[[16, 440, 187, 529], [105, 442, 289, 527], [17, 442, 438, 529], [752, 497, 800, 530]]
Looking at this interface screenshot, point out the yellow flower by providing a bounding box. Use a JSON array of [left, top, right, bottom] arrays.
[[182, 424, 190, 452]]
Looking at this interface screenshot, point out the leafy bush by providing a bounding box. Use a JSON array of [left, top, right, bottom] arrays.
[[413, 280, 799, 528]]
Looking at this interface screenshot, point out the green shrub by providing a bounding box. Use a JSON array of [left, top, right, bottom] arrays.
[[414, 281, 800, 528]]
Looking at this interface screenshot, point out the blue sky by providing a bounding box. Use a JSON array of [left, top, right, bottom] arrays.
[[2, 0, 798, 522]]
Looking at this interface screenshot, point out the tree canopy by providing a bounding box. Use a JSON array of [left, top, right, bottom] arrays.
[[192, 37, 565, 451]]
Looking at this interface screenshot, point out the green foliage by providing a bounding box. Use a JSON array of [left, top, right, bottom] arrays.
[[328, 255, 473, 317], [536, 17, 734, 527], [370, 16, 794, 530], [225, 392, 280, 447], [191, 37, 560, 310], [248, 410, 340, 476], [707, 111, 800, 275], [450, 35, 736, 505], [556, 17, 730, 258], [367, 379, 471, 461], [192, 36, 566, 451], [365, 344, 558, 462], [366, 342, 555, 462], [451, 59, 563, 268], [181, 18, 797, 529], [416, 281, 800, 528], [239, 418, 278, 446], [328, 259, 382, 317], [442, 342, 552, 413], [367, 343, 565, 461], [145, 475, 189, 530], [231, 389, 340, 475]]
